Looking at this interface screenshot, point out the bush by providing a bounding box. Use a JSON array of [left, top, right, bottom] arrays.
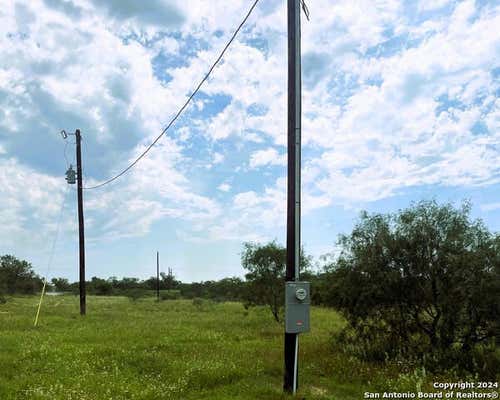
[[88, 277, 113, 295], [192, 298, 215, 311], [125, 289, 148, 302], [325, 200, 500, 376], [160, 290, 181, 301], [192, 298, 204, 309]]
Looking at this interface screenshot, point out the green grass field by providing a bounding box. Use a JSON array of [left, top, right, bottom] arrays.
[[0, 296, 466, 399]]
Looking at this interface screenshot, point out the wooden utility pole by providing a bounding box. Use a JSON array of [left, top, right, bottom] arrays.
[[75, 129, 86, 316], [157, 251, 160, 301], [284, 0, 302, 393]]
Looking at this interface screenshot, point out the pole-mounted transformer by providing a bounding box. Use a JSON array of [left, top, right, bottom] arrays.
[[65, 165, 76, 184]]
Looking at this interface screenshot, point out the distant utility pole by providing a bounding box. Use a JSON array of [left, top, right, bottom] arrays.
[[157, 251, 160, 301], [62, 129, 86, 316], [285, 0, 302, 393]]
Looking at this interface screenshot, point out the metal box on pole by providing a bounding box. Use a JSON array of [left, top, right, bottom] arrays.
[[285, 281, 310, 334]]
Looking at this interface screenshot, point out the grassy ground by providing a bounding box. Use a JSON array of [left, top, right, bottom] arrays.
[[0, 296, 480, 399]]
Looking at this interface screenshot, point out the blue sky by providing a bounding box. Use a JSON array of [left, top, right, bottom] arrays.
[[0, 0, 499, 282]]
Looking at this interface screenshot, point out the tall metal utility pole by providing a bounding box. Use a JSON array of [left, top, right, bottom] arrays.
[[75, 129, 86, 316], [284, 0, 302, 393], [157, 251, 160, 301]]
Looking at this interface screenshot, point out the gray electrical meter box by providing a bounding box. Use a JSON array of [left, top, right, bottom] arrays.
[[285, 281, 310, 333]]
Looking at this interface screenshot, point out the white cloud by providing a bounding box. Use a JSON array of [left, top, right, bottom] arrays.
[[0, 157, 69, 248], [212, 152, 224, 164], [249, 148, 286, 168], [83, 136, 221, 240], [297, 0, 500, 204], [418, 0, 452, 12], [152, 35, 180, 55], [217, 183, 231, 192], [1, 0, 499, 260], [205, 174, 332, 242], [0, 0, 227, 244], [233, 191, 262, 209]]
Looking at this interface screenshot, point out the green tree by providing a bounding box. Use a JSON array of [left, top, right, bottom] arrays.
[[0, 255, 43, 294], [241, 241, 311, 322], [160, 270, 179, 290], [88, 277, 113, 295], [326, 200, 499, 372], [107, 277, 141, 293], [51, 278, 71, 292], [210, 277, 245, 301]]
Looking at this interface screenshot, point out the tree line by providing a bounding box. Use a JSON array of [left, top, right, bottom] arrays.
[[49, 274, 248, 301], [1, 200, 498, 376]]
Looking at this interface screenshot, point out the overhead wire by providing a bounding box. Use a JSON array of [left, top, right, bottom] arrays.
[[63, 139, 76, 168], [83, 0, 262, 190], [301, 0, 310, 21], [63, 140, 69, 166], [34, 184, 70, 327]]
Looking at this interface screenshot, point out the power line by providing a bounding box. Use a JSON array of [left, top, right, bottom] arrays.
[[46, 186, 70, 279], [63, 139, 76, 168], [84, 0, 261, 190], [34, 185, 69, 326]]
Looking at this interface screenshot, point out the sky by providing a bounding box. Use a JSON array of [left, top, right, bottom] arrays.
[[0, 0, 499, 283]]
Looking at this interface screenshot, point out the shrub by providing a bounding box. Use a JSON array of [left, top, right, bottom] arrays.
[[192, 298, 204, 310], [160, 290, 181, 301], [192, 298, 215, 311], [325, 200, 500, 376], [88, 277, 113, 295], [125, 289, 147, 302]]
